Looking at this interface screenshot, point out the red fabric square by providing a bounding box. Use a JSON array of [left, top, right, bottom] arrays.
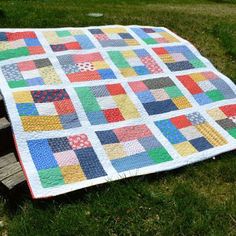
[[171, 115, 192, 129], [103, 108, 124, 123], [152, 47, 168, 55], [18, 61, 36, 71], [128, 81, 148, 93], [54, 99, 75, 115], [106, 84, 126, 95], [220, 105, 236, 117], [6, 31, 36, 41], [177, 75, 203, 95], [68, 70, 101, 82], [28, 46, 45, 55], [65, 42, 81, 50], [73, 52, 103, 63]]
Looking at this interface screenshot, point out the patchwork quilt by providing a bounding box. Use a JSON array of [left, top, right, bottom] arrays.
[[0, 25, 235, 198]]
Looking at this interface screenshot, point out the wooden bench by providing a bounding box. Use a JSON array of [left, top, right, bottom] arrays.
[[0, 95, 25, 191]]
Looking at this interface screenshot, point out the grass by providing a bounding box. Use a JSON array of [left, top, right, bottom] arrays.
[[0, 0, 236, 235]]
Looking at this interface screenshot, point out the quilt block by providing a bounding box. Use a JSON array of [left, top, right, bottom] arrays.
[[14, 89, 80, 131], [0, 31, 45, 60], [75, 83, 140, 124]]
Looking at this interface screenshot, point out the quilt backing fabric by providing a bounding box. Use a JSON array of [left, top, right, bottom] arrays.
[[0, 26, 235, 198]]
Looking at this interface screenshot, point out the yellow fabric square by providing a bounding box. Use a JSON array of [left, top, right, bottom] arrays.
[[38, 66, 61, 85], [196, 123, 227, 147], [13, 91, 33, 103], [92, 61, 108, 69], [160, 54, 175, 63], [174, 142, 197, 157], [125, 39, 139, 46], [70, 29, 83, 36], [61, 165, 85, 184], [43, 31, 58, 44], [21, 116, 63, 131], [172, 97, 192, 109], [103, 143, 126, 160], [120, 68, 137, 77], [103, 27, 127, 34], [207, 108, 227, 120], [122, 50, 136, 58], [113, 94, 140, 120], [0, 42, 11, 50], [190, 73, 206, 82], [160, 32, 178, 42]]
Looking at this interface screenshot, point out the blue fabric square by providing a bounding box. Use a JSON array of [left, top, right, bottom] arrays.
[[89, 29, 103, 34], [60, 113, 81, 129], [98, 69, 116, 80], [74, 35, 94, 49], [27, 139, 58, 170], [137, 91, 155, 103], [193, 93, 212, 105], [135, 49, 149, 57], [143, 100, 177, 115], [96, 130, 119, 145], [139, 136, 162, 150], [24, 38, 41, 46], [131, 28, 149, 39], [75, 147, 107, 179], [167, 61, 194, 71], [190, 137, 213, 152], [111, 152, 154, 172], [0, 32, 7, 41], [16, 103, 38, 116], [87, 111, 107, 125], [26, 77, 44, 86], [48, 137, 71, 153], [155, 119, 186, 144], [133, 66, 149, 75], [211, 79, 236, 99], [154, 28, 164, 33], [119, 33, 133, 39]]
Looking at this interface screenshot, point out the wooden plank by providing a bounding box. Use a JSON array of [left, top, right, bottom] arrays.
[[0, 153, 17, 169], [0, 162, 22, 181], [0, 117, 10, 130], [2, 171, 25, 190]]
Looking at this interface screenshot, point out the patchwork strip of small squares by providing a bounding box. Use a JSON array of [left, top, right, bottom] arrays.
[[0, 25, 235, 199]]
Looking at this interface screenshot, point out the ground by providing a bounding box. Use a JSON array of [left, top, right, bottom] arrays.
[[0, 0, 236, 235]]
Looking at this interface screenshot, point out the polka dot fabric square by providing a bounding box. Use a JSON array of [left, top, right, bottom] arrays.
[[129, 77, 192, 115], [89, 27, 139, 47], [1, 58, 61, 88], [131, 27, 179, 45], [108, 49, 163, 77], [155, 112, 227, 157], [207, 104, 236, 139], [0, 31, 45, 61], [177, 72, 236, 105], [96, 124, 172, 172], [27, 134, 107, 188], [57, 52, 117, 82], [153, 45, 206, 72], [43, 29, 95, 52], [13, 89, 80, 131], [75, 83, 140, 124]]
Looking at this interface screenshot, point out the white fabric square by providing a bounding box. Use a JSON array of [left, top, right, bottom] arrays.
[[126, 57, 143, 67], [96, 96, 117, 109], [36, 102, 58, 116], [180, 126, 202, 140], [122, 140, 145, 156], [198, 80, 216, 92], [21, 69, 41, 79]]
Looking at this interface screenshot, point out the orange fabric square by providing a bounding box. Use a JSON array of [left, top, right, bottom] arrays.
[[54, 99, 75, 115], [171, 115, 192, 129]]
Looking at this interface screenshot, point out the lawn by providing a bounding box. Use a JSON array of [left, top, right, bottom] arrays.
[[0, 0, 236, 235]]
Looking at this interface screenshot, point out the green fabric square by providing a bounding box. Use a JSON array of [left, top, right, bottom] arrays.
[[190, 59, 205, 68], [148, 147, 172, 164], [0, 47, 29, 61], [108, 51, 129, 68], [143, 38, 157, 45], [228, 127, 236, 138], [206, 90, 224, 101], [57, 30, 71, 37], [75, 87, 100, 112], [8, 80, 27, 88], [39, 168, 64, 188], [165, 86, 183, 98]]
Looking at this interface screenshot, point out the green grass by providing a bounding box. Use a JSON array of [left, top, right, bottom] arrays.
[[0, 0, 236, 235]]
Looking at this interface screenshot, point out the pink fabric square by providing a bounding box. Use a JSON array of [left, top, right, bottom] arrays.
[[140, 56, 163, 73], [68, 134, 92, 150], [54, 150, 79, 167], [156, 37, 168, 43], [171, 53, 187, 62], [202, 71, 218, 80], [18, 61, 36, 71], [114, 124, 152, 142], [95, 34, 109, 40], [128, 81, 148, 92]]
